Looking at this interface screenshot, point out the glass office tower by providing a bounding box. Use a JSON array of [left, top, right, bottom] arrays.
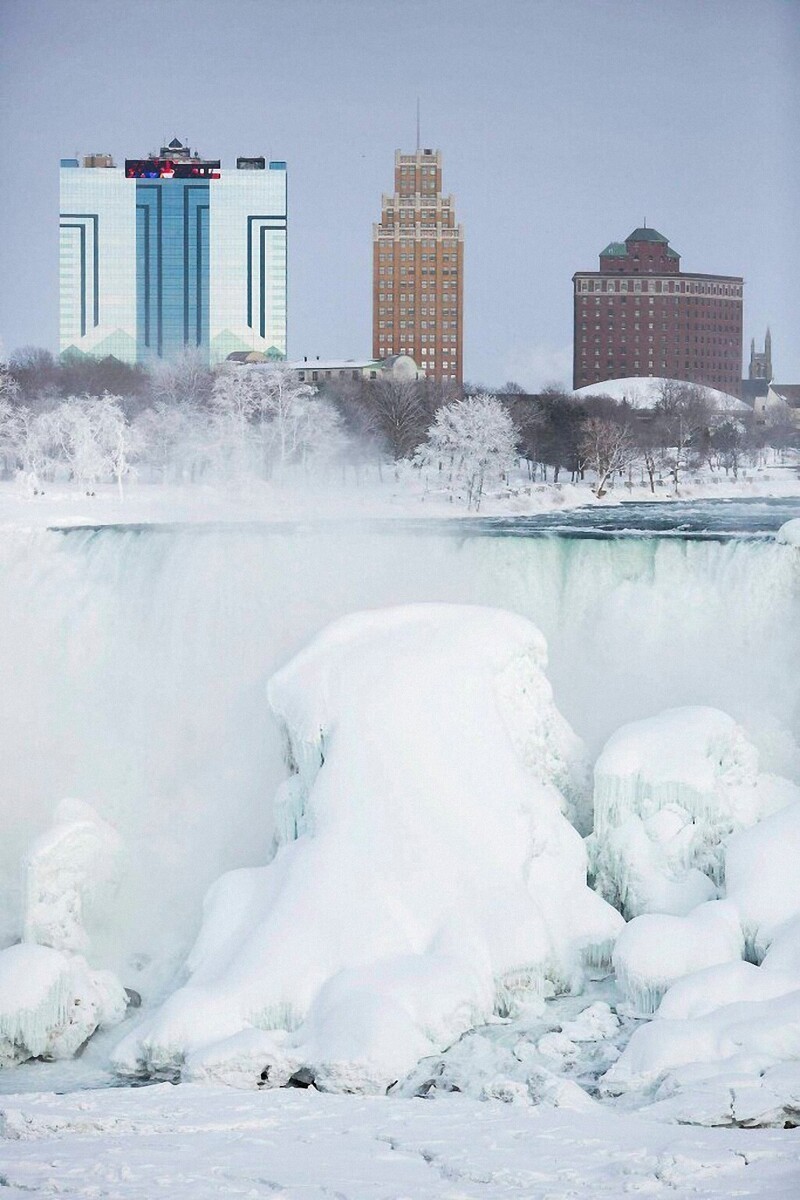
[[59, 140, 287, 365]]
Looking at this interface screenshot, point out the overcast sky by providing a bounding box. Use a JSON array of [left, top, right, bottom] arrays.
[[1, 0, 797, 388]]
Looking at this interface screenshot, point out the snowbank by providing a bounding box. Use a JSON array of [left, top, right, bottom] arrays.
[[589, 707, 793, 919], [612, 900, 744, 1016], [0, 943, 126, 1066], [113, 604, 622, 1089]]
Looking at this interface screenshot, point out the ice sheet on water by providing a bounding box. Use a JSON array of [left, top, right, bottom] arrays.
[[113, 604, 623, 1090]]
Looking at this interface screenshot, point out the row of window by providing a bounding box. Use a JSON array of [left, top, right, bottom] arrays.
[[578, 278, 742, 297]]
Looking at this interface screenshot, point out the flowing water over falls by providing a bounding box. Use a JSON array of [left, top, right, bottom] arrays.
[[0, 500, 798, 1042]]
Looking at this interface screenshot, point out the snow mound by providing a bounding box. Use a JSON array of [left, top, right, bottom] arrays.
[[725, 800, 800, 960], [612, 900, 744, 1016], [604, 906, 800, 1124], [588, 707, 793, 919], [777, 518, 800, 547], [0, 943, 126, 1066], [23, 799, 120, 954], [113, 604, 622, 1089], [573, 376, 749, 412]]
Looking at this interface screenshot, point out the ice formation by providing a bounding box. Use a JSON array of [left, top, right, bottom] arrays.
[[604, 851, 800, 1124], [113, 604, 622, 1089], [588, 707, 794, 920], [23, 798, 120, 954], [612, 900, 745, 1016], [725, 800, 800, 961], [0, 801, 127, 1066], [777, 518, 800, 547], [0, 943, 126, 1066]]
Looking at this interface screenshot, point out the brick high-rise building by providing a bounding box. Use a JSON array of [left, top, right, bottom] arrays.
[[373, 149, 463, 385], [572, 227, 743, 396]]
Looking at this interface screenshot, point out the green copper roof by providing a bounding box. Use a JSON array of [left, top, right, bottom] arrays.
[[600, 242, 627, 257], [665, 246, 680, 258], [626, 227, 669, 244]]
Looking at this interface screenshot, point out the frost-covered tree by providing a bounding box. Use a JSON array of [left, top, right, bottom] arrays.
[[653, 381, 712, 493], [92, 393, 143, 498], [418, 393, 518, 511], [579, 415, 636, 498]]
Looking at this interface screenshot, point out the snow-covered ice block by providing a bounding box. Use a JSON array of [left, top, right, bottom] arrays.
[[0, 943, 127, 1066], [612, 900, 744, 1016], [656, 960, 800, 1021], [725, 800, 800, 960], [589, 707, 795, 919], [113, 604, 622, 1089], [777, 518, 800, 547], [23, 799, 120, 954], [603, 988, 800, 1121]]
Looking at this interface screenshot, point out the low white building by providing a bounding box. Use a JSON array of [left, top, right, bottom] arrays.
[[753, 383, 800, 428], [225, 352, 422, 385]]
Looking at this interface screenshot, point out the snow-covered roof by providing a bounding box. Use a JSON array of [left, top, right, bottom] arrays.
[[573, 377, 750, 412]]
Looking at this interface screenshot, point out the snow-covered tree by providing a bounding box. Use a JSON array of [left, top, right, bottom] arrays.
[[417, 393, 518, 511], [92, 393, 143, 498], [579, 415, 636, 498]]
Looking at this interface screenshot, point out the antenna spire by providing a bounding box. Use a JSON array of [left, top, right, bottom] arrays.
[[416, 97, 420, 152]]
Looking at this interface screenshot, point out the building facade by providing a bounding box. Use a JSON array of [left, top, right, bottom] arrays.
[[59, 140, 287, 365], [372, 148, 463, 385], [572, 228, 743, 396], [227, 352, 422, 386]]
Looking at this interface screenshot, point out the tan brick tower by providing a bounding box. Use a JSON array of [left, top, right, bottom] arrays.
[[373, 149, 463, 385]]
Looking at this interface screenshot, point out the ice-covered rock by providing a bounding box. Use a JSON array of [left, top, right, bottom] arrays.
[[603, 988, 800, 1120], [589, 707, 795, 919], [603, 917, 800, 1123], [23, 799, 120, 955], [612, 900, 744, 1016], [0, 943, 127, 1066], [777, 518, 800, 547], [113, 604, 622, 1089], [725, 800, 800, 961]]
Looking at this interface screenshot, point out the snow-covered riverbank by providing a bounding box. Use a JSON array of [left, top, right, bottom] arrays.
[[0, 463, 798, 531]]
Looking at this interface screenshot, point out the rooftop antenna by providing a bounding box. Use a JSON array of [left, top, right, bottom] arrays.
[[416, 96, 420, 152], [643, 216, 647, 227]]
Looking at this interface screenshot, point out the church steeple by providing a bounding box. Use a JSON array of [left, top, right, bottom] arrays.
[[748, 328, 773, 381]]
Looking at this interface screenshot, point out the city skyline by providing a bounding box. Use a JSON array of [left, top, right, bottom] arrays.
[[2, 0, 798, 389]]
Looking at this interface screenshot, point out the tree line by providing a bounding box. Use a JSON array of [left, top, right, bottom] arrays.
[[1, 346, 796, 507]]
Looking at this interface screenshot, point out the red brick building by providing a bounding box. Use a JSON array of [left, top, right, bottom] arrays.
[[373, 149, 464, 385], [573, 228, 743, 396]]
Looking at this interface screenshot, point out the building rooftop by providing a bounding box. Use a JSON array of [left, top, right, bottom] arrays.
[[600, 242, 627, 258], [626, 227, 669, 244]]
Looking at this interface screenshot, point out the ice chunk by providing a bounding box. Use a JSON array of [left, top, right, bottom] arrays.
[[725, 800, 800, 960], [777, 518, 800, 547], [0, 943, 126, 1066], [23, 799, 120, 954], [589, 707, 797, 919], [612, 900, 744, 1016], [113, 604, 622, 1089], [603, 989, 800, 1114]]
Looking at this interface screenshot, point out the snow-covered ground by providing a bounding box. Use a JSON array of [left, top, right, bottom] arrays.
[[2, 1081, 800, 1199], [0, 460, 798, 531]]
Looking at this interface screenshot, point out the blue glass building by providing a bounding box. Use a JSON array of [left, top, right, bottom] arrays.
[[59, 139, 287, 365]]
